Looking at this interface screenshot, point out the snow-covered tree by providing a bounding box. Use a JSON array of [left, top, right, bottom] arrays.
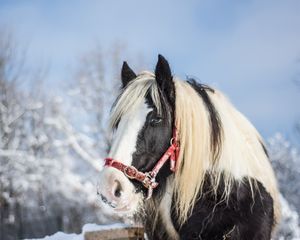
[[268, 134, 300, 239], [275, 196, 300, 240], [0, 31, 102, 239], [269, 133, 300, 214]]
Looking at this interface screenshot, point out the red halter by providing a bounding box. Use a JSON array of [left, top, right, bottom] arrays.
[[104, 128, 180, 199]]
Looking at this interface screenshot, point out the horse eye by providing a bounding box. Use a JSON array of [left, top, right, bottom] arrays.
[[149, 117, 162, 126]]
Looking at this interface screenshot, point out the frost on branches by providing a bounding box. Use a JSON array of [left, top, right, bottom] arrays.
[[0, 74, 103, 239], [268, 134, 300, 239], [1, 35, 111, 240]]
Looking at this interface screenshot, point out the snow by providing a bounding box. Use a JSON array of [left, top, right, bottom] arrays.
[[26, 223, 131, 240], [268, 134, 300, 240], [276, 196, 300, 240], [32, 232, 80, 240]]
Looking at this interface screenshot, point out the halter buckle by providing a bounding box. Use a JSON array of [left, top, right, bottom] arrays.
[[142, 172, 158, 188], [143, 173, 158, 200], [123, 166, 138, 179]]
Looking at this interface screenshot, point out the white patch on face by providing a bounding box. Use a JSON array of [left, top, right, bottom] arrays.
[[97, 100, 151, 216], [109, 100, 151, 165]]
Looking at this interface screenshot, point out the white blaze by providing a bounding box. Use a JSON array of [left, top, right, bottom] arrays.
[[108, 101, 151, 166]]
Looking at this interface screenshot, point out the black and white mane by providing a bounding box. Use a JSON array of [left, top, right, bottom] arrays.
[[98, 55, 280, 240]]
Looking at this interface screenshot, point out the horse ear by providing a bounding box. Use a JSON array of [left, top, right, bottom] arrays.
[[155, 54, 175, 105], [121, 61, 137, 88]]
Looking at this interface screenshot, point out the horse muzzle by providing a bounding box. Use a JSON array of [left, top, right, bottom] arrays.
[[97, 167, 142, 214]]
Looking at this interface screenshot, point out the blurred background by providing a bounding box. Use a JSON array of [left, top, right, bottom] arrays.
[[0, 0, 299, 239]]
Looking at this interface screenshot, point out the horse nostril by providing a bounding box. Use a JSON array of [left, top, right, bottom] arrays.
[[113, 180, 123, 198], [114, 188, 121, 198]]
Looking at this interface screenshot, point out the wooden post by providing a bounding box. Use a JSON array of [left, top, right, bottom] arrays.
[[84, 227, 144, 240]]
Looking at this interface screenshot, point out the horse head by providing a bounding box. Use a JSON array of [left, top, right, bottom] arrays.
[[97, 55, 176, 216]]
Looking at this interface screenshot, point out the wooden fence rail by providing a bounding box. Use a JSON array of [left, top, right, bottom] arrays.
[[84, 227, 145, 240]]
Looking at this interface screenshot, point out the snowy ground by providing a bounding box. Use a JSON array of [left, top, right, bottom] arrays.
[[26, 223, 130, 240]]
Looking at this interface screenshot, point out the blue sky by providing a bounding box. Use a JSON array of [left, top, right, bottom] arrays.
[[0, 0, 300, 139]]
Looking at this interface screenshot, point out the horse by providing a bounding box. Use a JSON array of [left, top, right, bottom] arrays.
[[97, 55, 280, 240]]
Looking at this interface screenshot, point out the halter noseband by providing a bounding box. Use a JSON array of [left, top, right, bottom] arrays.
[[104, 128, 180, 199]]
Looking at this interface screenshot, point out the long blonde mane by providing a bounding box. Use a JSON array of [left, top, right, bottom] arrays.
[[173, 79, 280, 226]]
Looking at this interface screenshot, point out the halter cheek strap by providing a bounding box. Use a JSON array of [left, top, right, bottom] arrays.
[[104, 128, 180, 199]]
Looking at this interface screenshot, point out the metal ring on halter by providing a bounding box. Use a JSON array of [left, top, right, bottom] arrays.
[[142, 173, 154, 188], [123, 166, 137, 179], [170, 137, 175, 145]]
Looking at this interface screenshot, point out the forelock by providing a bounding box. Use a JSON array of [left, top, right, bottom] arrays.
[[109, 71, 162, 129]]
